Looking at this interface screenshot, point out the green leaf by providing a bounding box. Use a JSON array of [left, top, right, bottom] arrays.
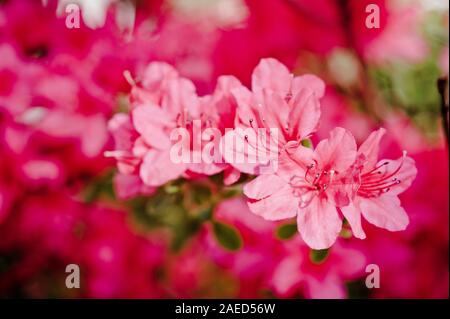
[[276, 223, 297, 240], [212, 221, 243, 251], [339, 227, 352, 239], [310, 249, 330, 264], [346, 279, 370, 299], [164, 185, 180, 194], [190, 184, 212, 205]]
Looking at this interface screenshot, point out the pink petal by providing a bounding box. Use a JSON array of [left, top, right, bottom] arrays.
[[244, 174, 287, 200], [314, 127, 357, 172], [260, 90, 289, 133], [297, 197, 342, 249], [221, 129, 260, 174], [232, 86, 258, 126], [306, 275, 346, 299], [215, 75, 242, 94], [245, 175, 298, 221], [223, 167, 241, 185], [213, 75, 241, 126], [251, 58, 292, 97], [108, 113, 136, 151], [291, 74, 326, 98], [131, 105, 171, 150], [377, 154, 417, 195], [359, 195, 409, 231], [221, 128, 278, 175], [340, 202, 366, 239], [358, 128, 386, 172], [80, 114, 109, 158], [162, 77, 199, 117], [231, 85, 253, 110], [140, 149, 186, 186], [270, 256, 302, 296], [288, 88, 321, 140], [188, 162, 225, 176], [113, 173, 156, 199], [141, 62, 178, 90], [277, 141, 314, 182]]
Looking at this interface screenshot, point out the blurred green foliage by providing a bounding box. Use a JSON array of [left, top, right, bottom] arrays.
[[369, 11, 448, 140], [310, 249, 330, 264], [276, 222, 298, 240]]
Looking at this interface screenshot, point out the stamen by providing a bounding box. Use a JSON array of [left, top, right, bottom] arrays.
[[304, 164, 313, 183], [363, 160, 404, 186], [312, 171, 324, 186], [359, 180, 402, 192], [123, 70, 136, 86], [362, 161, 389, 177]]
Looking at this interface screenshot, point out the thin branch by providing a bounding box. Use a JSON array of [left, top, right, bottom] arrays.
[[437, 77, 449, 147]]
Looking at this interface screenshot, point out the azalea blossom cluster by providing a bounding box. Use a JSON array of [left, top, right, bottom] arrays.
[[108, 58, 418, 249]]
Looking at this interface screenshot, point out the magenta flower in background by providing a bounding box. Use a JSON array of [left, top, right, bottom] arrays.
[[270, 239, 366, 299]]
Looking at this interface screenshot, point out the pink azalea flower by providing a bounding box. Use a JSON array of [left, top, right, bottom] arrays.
[[363, 4, 427, 64], [222, 58, 325, 175], [270, 238, 366, 299], [107, 63, 191, 187], [108, 61, 240, 188], [244, 127, 358, 249], [340, 128, 417, 239], [0, 45, 46, 115]]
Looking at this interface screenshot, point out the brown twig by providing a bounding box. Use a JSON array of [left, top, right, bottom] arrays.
[[437, 77, 449, 147]]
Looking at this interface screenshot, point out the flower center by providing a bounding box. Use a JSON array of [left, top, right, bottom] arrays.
[[289, 161, 338, 208], [304, 162, 337, 193]]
